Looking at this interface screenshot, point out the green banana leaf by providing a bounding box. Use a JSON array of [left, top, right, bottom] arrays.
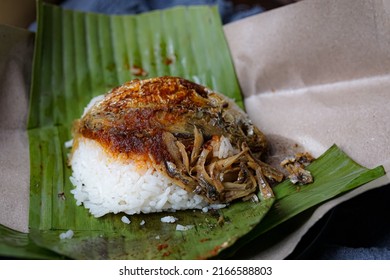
[[0, 224, 63, 260], [4, 2, 381, 259]]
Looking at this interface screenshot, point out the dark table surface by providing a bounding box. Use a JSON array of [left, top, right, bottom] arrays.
[[289, 185, 390, 259]]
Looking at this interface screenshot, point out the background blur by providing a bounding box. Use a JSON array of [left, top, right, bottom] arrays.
[[0, 0, 299, 28]]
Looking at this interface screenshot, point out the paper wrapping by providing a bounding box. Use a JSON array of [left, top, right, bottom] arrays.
[[0, 0, 389, 258], [0, 25, 33, 233], [223, 0, 390, 258]]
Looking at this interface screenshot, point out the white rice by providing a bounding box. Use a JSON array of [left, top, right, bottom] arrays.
[[160, 216, 178, 223], [59, 229, 74, 239], [202, 203, 227, 213], [213, 135, 238, 159], [64, 139, 73, 149], [69, 137, 208, 218], [175, 224, 194, 231], [81, 94, 105, 117], [121, 216, 131, 224]]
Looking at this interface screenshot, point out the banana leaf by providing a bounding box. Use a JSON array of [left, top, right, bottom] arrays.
[[11, 2, 384, 259], [26, 1, 269, 260], [0, 224, 63, 260]]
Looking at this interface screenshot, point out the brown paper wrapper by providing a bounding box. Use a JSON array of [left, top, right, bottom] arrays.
[[0, 25, 34, 233], [223, 0, 390, 258], [224, 0, 390, 172]]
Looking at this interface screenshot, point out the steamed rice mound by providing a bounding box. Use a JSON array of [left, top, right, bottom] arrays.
[[70, 137, 207, 217]]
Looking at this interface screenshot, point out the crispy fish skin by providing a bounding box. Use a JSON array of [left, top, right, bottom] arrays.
[[73, 77, 283, 203]]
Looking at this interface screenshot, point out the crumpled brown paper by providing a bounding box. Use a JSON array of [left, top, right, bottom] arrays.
[[0, 0, 389, 259], [224, 0, 390, 172], [0, 25, 33, 233], [223, 0, 390, 259]]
